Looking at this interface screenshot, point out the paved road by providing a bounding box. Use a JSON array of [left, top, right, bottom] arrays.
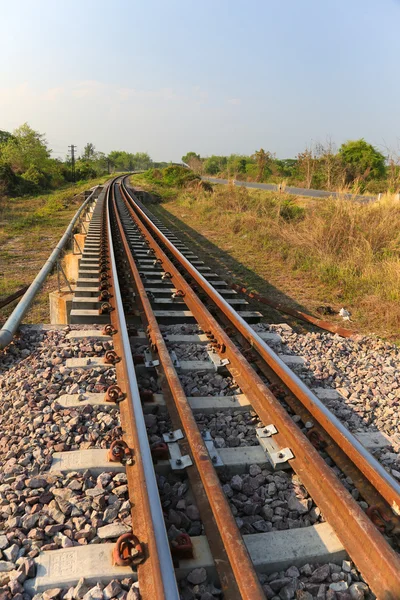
[[202, 177, 377, 203]]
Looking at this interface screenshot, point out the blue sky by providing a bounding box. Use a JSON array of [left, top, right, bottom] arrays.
[[1, 0, 399, 161]]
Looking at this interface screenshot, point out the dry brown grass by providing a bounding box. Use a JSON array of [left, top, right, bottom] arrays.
[[0, 176, 110, 324], [132, 172, 400, 339]]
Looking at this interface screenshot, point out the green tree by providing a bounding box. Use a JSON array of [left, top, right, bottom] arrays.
[[0, 162, 19, 196], [181, 151, 200, 165], [203, 155, 227, 175], [1, 123, 50, 173], [133, 152, 152, 170], [252, 148, 272, 182], [204, 156, 220, 175], [275, 158, 297, 178], [339, 139, 386, 183], [82, 142, 96, 160], [21, 165, 51, 190], [0, 130, 13, 146], [227, 154, 248, 177]]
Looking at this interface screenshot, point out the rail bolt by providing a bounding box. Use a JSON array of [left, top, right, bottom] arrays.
[[100, 302, 114, 315], [104, 350, 121, 365], [98, 290, 111, 301], [100, 272, 109, 281], [108, 439, 132, 463], [105, 385, 126, 403], [161, 272, 172, 280], [102, 324, 118, 336], [113, 533, 144, 567], [151, 441, 169, 460], [170, 533, 193, 559]]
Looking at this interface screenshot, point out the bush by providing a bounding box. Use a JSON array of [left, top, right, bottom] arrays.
[[279, 199, 305, 221], [143, 166, 199, 188], [22, 165, 51, 190], [143, 169, 163, 185], [162, 165, 199, 187], [0, 162, 20, 195]]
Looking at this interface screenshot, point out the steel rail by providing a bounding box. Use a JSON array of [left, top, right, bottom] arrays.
[[122, 186, 396, 518], [231, 283, 354, 337], [105, 181, 179, 600], [120, 179, 400, 516], [120, 180, 400, 598], [112, 185, 265, 600], [0, 188, 97, 350]]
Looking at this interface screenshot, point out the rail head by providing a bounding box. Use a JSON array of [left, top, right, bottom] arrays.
[[112, 183, 265, 599], [120, 177, 400, 598], [120, 177, 400, 513], [106, 180, 179, 600]]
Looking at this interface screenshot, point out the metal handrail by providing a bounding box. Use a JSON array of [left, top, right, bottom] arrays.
[[0, 187, 98, 350]]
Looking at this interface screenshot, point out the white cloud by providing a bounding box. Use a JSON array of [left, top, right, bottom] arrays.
[[228, 98, 241, 105]]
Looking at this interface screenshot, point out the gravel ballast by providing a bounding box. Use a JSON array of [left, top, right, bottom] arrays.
[[253, 324, 400, 475]]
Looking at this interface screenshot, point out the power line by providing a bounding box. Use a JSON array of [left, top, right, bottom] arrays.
[[68, 145, 77, 182]]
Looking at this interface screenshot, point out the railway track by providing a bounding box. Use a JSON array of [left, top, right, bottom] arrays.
[[1, 176, 400, 599]]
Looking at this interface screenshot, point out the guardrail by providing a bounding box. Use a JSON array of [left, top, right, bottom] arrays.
[[0, 186, 100, 350]]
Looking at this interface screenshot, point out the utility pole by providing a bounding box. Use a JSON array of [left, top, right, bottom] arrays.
[[68, 145, 77, 182]]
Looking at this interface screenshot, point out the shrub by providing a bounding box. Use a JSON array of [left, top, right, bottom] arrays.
[[162, 165, 199, 187], [0, 162, 20, 195], [142, 166, 199, 189], [279, 199, 305, 221], [22, 165, 51, 190]]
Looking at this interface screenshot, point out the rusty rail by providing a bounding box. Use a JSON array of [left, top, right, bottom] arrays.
[[104, 181, 179, 600], [112, 185, 265, 599], [121, 180, 400, 513], [231, 283, 354, 338], [120, 178, 400, 598]]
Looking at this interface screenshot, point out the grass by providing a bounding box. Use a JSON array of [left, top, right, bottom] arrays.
[[0, 175, 110, 324], [131, 169, 400, 341]]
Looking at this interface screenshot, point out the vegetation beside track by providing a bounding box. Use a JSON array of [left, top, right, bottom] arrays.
[[131, 168, 400, 341], [0, 175, 110, 325], [181, 139, 398, 195]]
